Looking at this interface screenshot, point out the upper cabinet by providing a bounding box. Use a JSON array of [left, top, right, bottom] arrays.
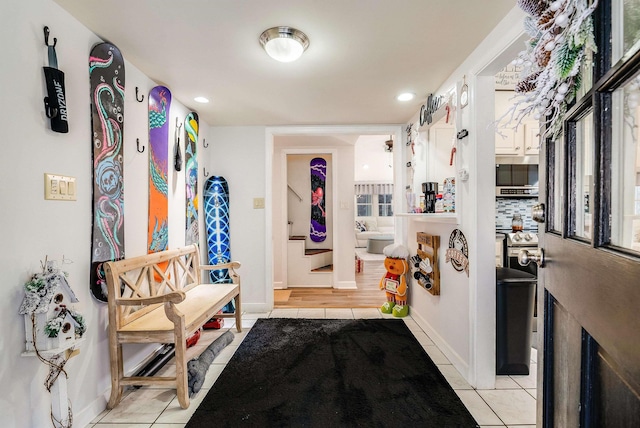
[[494, 90, 540, 156]]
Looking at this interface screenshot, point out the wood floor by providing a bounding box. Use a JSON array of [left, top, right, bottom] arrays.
[[274, 259, 386, 308]]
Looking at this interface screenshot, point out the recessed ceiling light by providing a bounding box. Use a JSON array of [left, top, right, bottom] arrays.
[[194, 96, 209, 103], [396, 92, 415, 101], [259, 26, 309, 62], [362, 164, 370, 169]]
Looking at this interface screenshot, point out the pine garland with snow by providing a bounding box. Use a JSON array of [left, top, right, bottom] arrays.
[[499, 0, 598, 140]]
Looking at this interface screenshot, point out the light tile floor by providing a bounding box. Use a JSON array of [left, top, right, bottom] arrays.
[[86, 309, 537, 427]]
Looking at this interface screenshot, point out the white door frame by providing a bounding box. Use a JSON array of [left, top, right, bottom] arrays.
[[265, 125, 403, 310]]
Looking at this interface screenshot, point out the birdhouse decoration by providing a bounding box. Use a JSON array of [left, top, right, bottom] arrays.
[[19, 261, 86, 352]]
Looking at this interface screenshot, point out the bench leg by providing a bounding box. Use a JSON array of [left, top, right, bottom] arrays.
[[107, 343, 124, 409], [174, 334, 190, 409], [234, 295, 242, 333]]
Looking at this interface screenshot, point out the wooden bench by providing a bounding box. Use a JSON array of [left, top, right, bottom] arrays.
[[103, 244, 241, 409]]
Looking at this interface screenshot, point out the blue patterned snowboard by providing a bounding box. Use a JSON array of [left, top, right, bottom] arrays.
[[203, 176, 231, 283]]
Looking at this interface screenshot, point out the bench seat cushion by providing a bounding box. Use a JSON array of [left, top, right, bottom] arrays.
[[118, 283, 239, 337]]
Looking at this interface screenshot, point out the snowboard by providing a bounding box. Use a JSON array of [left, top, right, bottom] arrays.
[[89, 42, 125, 302], [309, 157, 327, 242], [148, 86, 171, 259], [184, 112, 199, 246], [203, 176, 231, 283]]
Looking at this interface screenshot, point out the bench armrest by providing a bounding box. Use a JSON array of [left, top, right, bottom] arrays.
[[201, 261, 241, 271], [116, 290, 186, 306], [201, 261, 241, 284]]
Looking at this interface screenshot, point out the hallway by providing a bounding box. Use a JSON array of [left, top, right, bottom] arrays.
[[274, 259, 386, 308]]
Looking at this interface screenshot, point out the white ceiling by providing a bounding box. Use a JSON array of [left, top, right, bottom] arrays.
[[55, 0, 516, 127]]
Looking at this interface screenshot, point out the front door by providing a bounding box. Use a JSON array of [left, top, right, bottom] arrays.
[[537, 1, 640, 426]]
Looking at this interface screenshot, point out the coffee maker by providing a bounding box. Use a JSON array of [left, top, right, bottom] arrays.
[[422, 182, 438, 213]]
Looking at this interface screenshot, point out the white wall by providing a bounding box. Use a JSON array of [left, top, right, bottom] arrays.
[[354, 135, 394, 182], [401, 5, 526, 389], [206, 126, 268, 308], [0, 1, 210, 426]]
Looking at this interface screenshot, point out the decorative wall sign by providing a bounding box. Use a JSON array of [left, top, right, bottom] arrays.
[[413, 233, 440, 295], [459, 83, 469, 108], [419, 93, 445, 126], [446, 229, 469, 276], [494, 64, 522, 90]]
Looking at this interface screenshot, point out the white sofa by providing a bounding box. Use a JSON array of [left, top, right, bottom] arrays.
[[355, 216, 395, 248]]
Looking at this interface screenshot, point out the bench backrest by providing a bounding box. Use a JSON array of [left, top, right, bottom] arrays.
[[103, 244, 202, 327]]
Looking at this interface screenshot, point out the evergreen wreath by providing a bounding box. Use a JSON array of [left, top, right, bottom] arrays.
[[498, 0, 599, 140]]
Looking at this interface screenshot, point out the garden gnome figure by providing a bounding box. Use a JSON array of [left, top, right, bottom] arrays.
[[379, 243, 410, 317]]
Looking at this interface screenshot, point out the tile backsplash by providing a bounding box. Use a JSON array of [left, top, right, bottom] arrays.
[[496, 198, 538, 231]]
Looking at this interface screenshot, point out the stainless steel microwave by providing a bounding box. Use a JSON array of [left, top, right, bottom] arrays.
[[495, 163, 539, 198]]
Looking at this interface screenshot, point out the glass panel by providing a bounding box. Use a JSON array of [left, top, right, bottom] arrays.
[[378, 194, 393, 217], [570, 112, 594, 240], [613, 0, 640, 63], [356, 194, 372, 217], [610, 72, 640, 252], [577, 49, 593, 100], [550, 136, 564, 233]]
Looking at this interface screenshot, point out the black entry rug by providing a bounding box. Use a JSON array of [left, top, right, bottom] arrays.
[[186, 318, 478, 427]]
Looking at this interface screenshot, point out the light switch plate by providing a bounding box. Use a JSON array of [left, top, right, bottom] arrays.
[[253, 197, 265, 209], [45, 173, 77, 201]]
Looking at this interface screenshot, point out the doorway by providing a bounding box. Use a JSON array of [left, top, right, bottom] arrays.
[[266, 126, 403, 310]]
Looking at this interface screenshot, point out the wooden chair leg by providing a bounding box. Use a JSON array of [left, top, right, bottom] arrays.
[[107, 343, 124, 409], [174, 334, 190, 409], [234, 295, 242, 333]]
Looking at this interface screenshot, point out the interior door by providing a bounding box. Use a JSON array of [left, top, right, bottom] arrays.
[[537, 2, 640, 426]]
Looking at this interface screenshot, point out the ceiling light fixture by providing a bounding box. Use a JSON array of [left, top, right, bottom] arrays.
[[259, 26, 309, 63], [396, 92, 415, 101], [194, 96, 209, 103]]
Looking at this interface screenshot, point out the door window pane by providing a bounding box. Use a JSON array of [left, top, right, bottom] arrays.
[[550, 137, 564, 233], [610, 72, 640, 252], [613, 0, 640, 63], [577, 49, 594, 100], [570, 111, 594, 241]]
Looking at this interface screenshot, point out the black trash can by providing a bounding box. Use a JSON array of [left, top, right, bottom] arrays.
[[496, 267, 536, 375]]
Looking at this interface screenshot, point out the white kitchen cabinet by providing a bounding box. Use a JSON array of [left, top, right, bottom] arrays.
[[523, 121, 541, 155], [495, 127, 523, 155], [495, 91, 539, 157]]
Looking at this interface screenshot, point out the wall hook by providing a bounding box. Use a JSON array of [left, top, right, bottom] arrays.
[[203, 167, 209, 177], [43, 26, 57, 48], [203, 138, 208, 148], [135, 87, 144, 103], [136, 138, 145, 153], [43, 97, 58, 118]]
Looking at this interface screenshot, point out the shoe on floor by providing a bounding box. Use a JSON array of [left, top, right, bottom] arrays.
[[381, 301, 396, 314]]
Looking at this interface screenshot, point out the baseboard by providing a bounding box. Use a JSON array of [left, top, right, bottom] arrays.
[[75, 343, 166, 427], [243, 302, 273, 312], [334, 281, 357, 290], [273, 281, 285, 289], [410, 310, 470, 381], [75, 394, 108, 428]]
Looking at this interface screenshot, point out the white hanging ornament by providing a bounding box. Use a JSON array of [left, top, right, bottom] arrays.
[[557, 83, 569, 94], [550, 1, 562, 12], [555, 13, 569, 27]]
